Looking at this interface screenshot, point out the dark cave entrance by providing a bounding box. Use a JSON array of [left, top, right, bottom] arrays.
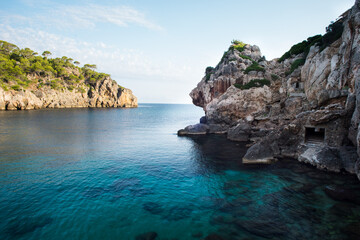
[[305, 127, 325, 144]]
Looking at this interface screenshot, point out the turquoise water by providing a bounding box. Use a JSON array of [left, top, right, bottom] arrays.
[[0, 104, 359, 240]]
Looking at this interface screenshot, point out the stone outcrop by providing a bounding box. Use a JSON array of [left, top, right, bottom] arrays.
[[179, 0, 360, 178], [0, 77, 137, 110]]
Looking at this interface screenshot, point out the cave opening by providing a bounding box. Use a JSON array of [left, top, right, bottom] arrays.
[[305, 127, 325, 144]]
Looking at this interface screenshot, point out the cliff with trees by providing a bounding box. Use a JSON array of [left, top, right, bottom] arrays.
[[0, 41, 137, 110]]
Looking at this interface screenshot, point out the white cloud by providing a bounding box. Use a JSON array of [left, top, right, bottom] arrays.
[[1, 2, 163, 31], [0, 24, 193, 81]]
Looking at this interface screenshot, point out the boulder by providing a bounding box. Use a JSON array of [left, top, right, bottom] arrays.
[[242, 139, 279, 164], [208, 124, 228, 134], [227, 120, 251, 141], [205, 85, 273, 125], [177, 124, 209, 136], [200, 116, 207, 124], [298, 146, 358, 173]]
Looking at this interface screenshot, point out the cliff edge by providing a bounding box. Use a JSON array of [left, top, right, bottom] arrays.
[[0, 41, 137, 110], [179, 0, 360, 179]]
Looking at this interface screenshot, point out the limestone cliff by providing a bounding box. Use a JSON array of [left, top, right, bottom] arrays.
[[180, 0, 360, 179], [0, 77, 137, 110], [0, 41, 137, 110]]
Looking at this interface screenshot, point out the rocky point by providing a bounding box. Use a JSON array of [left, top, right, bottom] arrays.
[[179, 0, 360, 180]]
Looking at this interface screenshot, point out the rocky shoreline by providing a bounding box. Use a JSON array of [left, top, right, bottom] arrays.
[[0, 76, 137, 110], [179, 0, 360, 180]]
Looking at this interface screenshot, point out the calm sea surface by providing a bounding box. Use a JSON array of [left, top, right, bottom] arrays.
[[0, 104, 359, 240]]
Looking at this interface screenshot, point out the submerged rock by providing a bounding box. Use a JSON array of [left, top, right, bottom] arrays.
[[143, 202, 164, 215], [135, 232, 158, 240], [202, 233, 226, 240], [324, 185, 360, 205], [235, 220, 287, 239], [342, 222, 360, 239]]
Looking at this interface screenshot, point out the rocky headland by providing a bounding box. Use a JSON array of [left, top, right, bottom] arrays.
[[0, 41, 137, 110], [179, 0, 360, 180]]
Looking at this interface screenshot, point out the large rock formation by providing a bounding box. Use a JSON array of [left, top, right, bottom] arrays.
[[179, 0, 360, 179], [0, 76, 137, 110]]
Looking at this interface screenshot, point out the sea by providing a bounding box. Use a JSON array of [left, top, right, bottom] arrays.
[[0, 104, 359, 240]]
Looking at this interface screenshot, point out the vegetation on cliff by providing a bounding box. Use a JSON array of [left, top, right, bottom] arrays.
[[0, 40, 119, 92], [278, 20, 344, 62], [234, 79, 270, 90], [244, 62, 265, 74]]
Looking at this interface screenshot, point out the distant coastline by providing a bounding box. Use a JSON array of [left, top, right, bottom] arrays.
[[0, 41, 137, 110]]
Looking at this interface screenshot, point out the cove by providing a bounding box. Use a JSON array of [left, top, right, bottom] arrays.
[[0, 104, 359, 240]]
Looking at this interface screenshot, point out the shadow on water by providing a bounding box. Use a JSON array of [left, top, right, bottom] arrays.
[[183, 134, 360, 240]]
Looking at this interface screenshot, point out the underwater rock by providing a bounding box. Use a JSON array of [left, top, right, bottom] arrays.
[[81, 187, 106, 198], [161, 206, 193, 221], [324, 185, 360, 205], [191, 232, 203, 238], [109, 177, 141, 192], [143, 202, 164, 215], [202, 233, 226, 240], [342, 222, 360, 239], [135, 231, 158, 240], [235, 220, 287, 239], [6, 216, 53, 237]]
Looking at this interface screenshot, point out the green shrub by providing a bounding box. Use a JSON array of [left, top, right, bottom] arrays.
[[278, 34, 323, 62], [67, 86, 74, 91], [287, 58, 306, 75], [233, 45, 245, 52], [320, 21, 344, 51], [1, 83, 8, 91], [205, 67, 214, 82], [205, 73, 212, 82], [50, 80, 59, 89], [239, 55, 254, 62], [88, 78, 97, 85], [271, 74, 280, 81], [220, 51, 229, 63], [205, 66, 214, 74], [77, 87, 86, 93], [11, 84, 21, 91], [234, 79, 270, 90], [230, 40, 246, 52], [244, 62, 265, 74]]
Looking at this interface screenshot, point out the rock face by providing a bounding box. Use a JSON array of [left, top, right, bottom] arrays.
[[180, 1, 360, 176], [0, 77, 137, 110]]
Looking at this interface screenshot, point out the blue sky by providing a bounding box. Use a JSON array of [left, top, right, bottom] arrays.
[[0, 0, 354, 103]]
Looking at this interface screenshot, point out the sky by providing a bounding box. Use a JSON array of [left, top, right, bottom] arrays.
[[0, 0, 355, 103]]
